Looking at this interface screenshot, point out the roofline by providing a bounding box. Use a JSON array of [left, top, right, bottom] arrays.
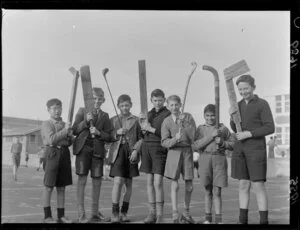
[[2, 127, 41, 137]]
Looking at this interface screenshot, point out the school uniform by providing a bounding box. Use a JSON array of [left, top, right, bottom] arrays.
[[140, 106, 171, 175], [72, 107, 113, 178], [230, 95, 275, 182], [193, 123, 234, 187], [161, 113, 196, 180], [11, 142, 22, 168], [108, 113, 143, 178], [41, 118, 72, 187]]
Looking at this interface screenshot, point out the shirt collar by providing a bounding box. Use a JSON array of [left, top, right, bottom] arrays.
[[171, 113, 181, 122], [150, 106, 167, 114], [50, 117, 62, 123], [119, 113, 134, 120], [243, 94, 259, 104]]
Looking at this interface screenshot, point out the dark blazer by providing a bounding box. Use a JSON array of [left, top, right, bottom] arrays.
[[72, 107, 113, 158]]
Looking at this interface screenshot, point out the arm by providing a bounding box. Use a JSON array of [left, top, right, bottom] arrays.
[[250, 101, 275, 138], [161, 119, 178, 148], [230, 118, 237, 133], [220, 126, 235, 150], [132, 121, 143, 153], [192, 126, 214, 151], [72, 108, 88, 136], [98, 113, 113, 142], [42, 121, 68, 146]]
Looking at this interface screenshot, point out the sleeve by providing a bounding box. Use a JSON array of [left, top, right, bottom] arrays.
[[132, 121, 143, 153], [250, 101, 275, 138], [109, 117, 119, 142], [72, 108, 88, 136], [161, 118, 177, 148], [41, 121, 68, 146], [98, 113, 113, 142], [192, 126, 214, 151], [182, 114, 196, 142], [221, 126, 235, 150], [230, 118, 237, 133]]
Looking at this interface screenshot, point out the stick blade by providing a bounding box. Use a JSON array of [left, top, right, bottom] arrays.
[[69, 66, 78, 76], [224, 60, 250, 80]]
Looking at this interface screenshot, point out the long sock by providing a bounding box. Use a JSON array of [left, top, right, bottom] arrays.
[[259, 211, 268, 224], [215, 214, 222, 223], [121, 201, 129, 214], [239, 208, 248, 224], [44, 206, 52, 219], [172, 210, 179, 220], [156, 201, 164, 216], [57, 208, 64, 219], [112, 203, 120, 215], [149, 202, 156, 214], [205, 213, 212, 222]]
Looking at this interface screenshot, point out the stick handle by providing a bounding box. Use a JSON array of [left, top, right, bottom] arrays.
[[182, 62, 198, 113]]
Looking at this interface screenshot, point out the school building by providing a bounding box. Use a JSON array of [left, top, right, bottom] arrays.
[[264, 92, 290, 157], [2, 116, 43, 166]]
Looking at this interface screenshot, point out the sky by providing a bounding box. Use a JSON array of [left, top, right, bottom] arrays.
[[2, 10, 290, 128]]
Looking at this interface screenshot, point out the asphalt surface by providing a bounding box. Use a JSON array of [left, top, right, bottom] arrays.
[[1, 164, 289, 224]]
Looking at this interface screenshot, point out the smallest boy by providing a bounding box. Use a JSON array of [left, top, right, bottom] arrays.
[[41, 98, 73, 223], [192, 104, 234, 224], [161, 95, 196, 223]]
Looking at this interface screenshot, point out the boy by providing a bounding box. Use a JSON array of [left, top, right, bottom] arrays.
[[41, 98, 73, 223], [161, 95, 196, 223], [37, 146, 46, 171], [139, 89, 171, 223], [72, 87, 112, 223], [25, 151, 29, 167], [192, 104, 234, 224], [11, 137, 22, 181], [230, 75, 274, 224], [193, 152, 200, 178], [108, 94, 143, 223]]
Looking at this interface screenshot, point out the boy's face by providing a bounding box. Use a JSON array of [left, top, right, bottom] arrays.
[[118, 101, 132, 116], [48, 104, 62, 120], [151, 96, 165, 110], [204, 111, 216, 126], [167, 99, 181, 115], [237, 82, 255, 101], [93, 95, 105, 109]]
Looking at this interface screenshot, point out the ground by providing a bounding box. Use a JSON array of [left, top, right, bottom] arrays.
[[1, 164, 289, 224]]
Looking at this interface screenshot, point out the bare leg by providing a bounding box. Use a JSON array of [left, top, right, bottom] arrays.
[[112, 176, 125, 203], [171, 179, 179, 219], [91, 177, 102, 216], [123, 178, 132, 202], [56, 187, 65, 209], [213, 186, 222, 214], [77, 175, 87, 217], [239, 180, 251, 209]]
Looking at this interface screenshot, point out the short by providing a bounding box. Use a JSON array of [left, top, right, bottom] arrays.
[[12, 153, 21, 168], [164, 148, 194, 180], [75, 145, 103, 178], [140, 142, 168, 175], [110, 143, 139, 179], [194, 161, 199, 170], [44, 147, 72, 187], [199, 153, 228, 188], [231, 142, 267, 182], [25, 155, 29, 162]]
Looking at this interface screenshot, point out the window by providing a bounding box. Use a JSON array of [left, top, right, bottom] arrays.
[[6, 137, 13, 142], [275, 95, 282, 114], [284, 94, 290, 113], [284, 127, 290, 145], [30, 135, 36, 143], [275, 127, 282, 145]]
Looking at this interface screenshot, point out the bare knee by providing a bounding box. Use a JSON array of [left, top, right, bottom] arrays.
[[185, 180, 193, 193], [114, 177, 125, 187], [147, 174, 154, 187], [171, 180, 179, 192], [56, 187, 65, 193], [205, 185, 213, 197], [239, 180, 251, 192], [252, 181, 266, 193], [78, 175, 87, 186], [213, 186, 221, 197], [45, 186, 54, 193], [154, 176, 163, 189]]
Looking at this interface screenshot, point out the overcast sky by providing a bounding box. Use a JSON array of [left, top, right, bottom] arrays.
[[2, 10, 290, 128]]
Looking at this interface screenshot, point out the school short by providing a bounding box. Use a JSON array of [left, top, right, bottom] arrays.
[[231, 142, 267, 182], [12, 153, 21, 168], [193, 160, 199, 169], [199, 153, 228, 188], [44, 147, 72, 187], [110, 143, 139, 179], [140, 142, 168, 176], [75, 145, 103, 178], [164, 147, 194, 180]]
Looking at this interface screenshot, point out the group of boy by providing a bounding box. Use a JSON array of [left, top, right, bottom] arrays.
[[40, 74, 274, 225]]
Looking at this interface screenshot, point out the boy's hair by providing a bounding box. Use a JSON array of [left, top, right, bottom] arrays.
[[117, 94, 132, 105], [236, 74, 256, 88], [204, 104, 216, 114], [46, 98, 62, 108], [92, 87, 105, 97], [167, 95, 181, 104], [151, 89, 165, 98]]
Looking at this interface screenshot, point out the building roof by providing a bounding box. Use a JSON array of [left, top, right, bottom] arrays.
[[3, 126, 41, 137], [3, 116, 43, 129]]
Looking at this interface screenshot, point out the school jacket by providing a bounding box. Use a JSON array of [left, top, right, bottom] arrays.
[[108, 114, 143, 164], [72, 107, 113, 158]]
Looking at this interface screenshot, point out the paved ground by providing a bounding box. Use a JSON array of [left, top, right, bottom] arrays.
[[1, 165, 289, 224]]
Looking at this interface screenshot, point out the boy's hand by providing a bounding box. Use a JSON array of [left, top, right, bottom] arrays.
[[90, 126, 101, 136], [65, 123, 73, 136], [116, 128, 127, 135], [175, 130, 184, 142], [211, 128, 219, 137], [215, 136, 224, 146], [129, 150, 138, 164], [236, 131, 252, 140], [86, 112, 94, 122], [141, 122, 155, 133]]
